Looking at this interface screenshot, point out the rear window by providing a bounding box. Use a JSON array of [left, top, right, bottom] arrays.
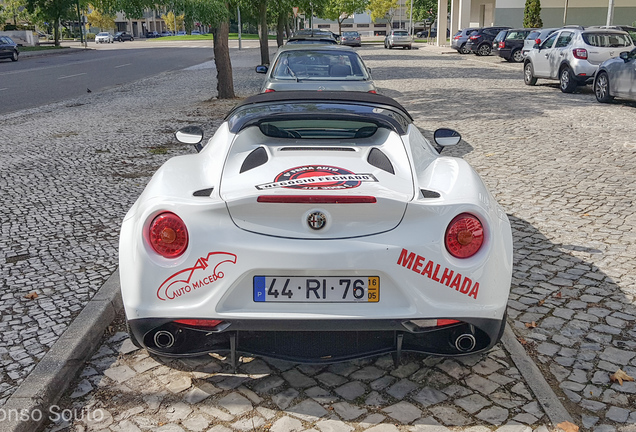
[[271, 50, 369, 80], [582, 32, 633, 47], [260, 120, 378, 139], [343, 32, 358, 36], [394, 31, 408, 36], [526, 31, 541, 40], [494, 31, 506, 42], [506, 30, 530, 40]]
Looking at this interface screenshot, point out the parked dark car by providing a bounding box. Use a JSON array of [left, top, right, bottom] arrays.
[[493, 28, 534, 62], [114, 31, 134, 41], [465, 26, 511, 56], [146, 31, 160, 38], [451, 27, 477, 54], [0, 36, 19, 62], [416, 28, 450, 38]]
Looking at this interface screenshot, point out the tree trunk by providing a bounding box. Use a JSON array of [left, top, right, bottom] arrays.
[[54, 18, 60, 46], [276, 12, 285, 47], [285, 20, 291, 40], [213, 21, 235, 99], [258, 0, 269, 65]]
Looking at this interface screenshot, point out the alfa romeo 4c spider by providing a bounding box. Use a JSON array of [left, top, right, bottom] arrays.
[[119, 91, 513, 365]]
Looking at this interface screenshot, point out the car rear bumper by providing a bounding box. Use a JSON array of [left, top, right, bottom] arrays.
[[129, 315, 507, 362]]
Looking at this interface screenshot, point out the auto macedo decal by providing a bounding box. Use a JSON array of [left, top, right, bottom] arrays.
[[157, 252, 237, 301], [256, 165, 378, 190], [397, 248, 480, 299]]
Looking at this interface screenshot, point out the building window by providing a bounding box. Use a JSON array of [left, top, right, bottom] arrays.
[[318, 24, 331, 28], [374, 23, 386, 27], [341, 23, 353, 28], [357, 24, 369, 28]]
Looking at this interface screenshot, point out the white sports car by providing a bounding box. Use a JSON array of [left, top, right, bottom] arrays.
[[120, 91, 513, 365]]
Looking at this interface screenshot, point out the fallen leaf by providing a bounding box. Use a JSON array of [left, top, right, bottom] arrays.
[[538, 299, 545, 306], [555, 292, 562, 298], [25, 292, 38, 300], [610, 369, 635, 386], [582, 213, 589, 216], [557, 421, 579, 432], [525, 321, 538, 328], [485, 153, 495, 157], [518, 337, 528, 345]]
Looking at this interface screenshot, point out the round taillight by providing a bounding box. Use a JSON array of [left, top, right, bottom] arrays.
[[149, 212, 188, 258], [445, 213, 484, 258]]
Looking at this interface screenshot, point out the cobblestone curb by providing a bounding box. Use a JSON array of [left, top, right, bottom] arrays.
[[0, 270, 122, 432], [501, 326, 573, 425]]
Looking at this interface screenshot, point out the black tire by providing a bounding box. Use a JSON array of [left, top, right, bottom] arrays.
[[459, 43, 470, 54], [511, 48, 524, 63], [523, 62, 537, 86], [130, 37, 134, 41], [11, 50, 18, 61], [559, 66, 577, 93], [594, 71, 614, 103], [388, 44, 393, 49], [407, 45, 412, 50], [477, 43, 491, 56], [126, 320, 142, 349]]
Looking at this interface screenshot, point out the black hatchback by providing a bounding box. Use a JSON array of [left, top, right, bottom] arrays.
[[114, 31, 134, 42], [465, 26, 511, 56], [492, 28, 535, 62], [0, 35, 19, 62]]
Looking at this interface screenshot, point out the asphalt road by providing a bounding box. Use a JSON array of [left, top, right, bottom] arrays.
[[0, 43, 215, 115]]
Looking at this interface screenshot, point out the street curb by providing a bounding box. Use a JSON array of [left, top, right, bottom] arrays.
[[0, 270, 122, 432], [501, 324, 574, 426], [20, 47, 92, 59]]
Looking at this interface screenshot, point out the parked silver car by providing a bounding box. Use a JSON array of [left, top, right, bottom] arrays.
[[255, 45, 376, 93], [451, 28, 476, 54], [384, 30, 412, 50], [340, 31, 361, 47], [95, 32, 114, 43], [594, 47, 636, 103], [523, 26, 634, 93], [522, 28, 558, 57]]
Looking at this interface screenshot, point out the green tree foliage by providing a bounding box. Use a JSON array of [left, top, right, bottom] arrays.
[[86, 4, 115, 30], [25, 0, 81, 44], [161, 10, 185, 32], [1, 0, 33, 26], [411, 0, 435, 23], [523, 0, 542, 28], [368, 0, 396, 23], [323, 0, 368, 35]]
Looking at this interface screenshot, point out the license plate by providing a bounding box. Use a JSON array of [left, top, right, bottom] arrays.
[[254, 276, 379, 303]]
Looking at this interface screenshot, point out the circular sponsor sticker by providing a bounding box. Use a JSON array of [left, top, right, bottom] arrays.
[[274, 165, 362, 190]]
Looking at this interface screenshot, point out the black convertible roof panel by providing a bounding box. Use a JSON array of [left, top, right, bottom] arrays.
[[226, 91, 413, 121]]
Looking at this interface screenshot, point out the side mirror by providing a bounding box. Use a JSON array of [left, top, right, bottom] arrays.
[[255, 65, 268, 74], [175, 126, 204, 152], [619, 51, 629, 61], [433, 128, 461, 153]]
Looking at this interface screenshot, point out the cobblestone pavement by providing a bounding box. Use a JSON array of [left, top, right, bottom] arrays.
[[2, 42, 636, 431], [0, 44, 264, 405]]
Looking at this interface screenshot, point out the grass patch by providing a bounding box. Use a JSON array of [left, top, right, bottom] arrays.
[[20, 45, 70, 52]]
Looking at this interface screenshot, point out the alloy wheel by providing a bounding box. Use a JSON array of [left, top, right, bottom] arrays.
[[594, 73, 613, 103]]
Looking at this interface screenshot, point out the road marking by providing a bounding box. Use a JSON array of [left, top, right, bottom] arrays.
[[58, 73, 87, 80], [114, 63, 131, 68], [0, 88, 8, 91]]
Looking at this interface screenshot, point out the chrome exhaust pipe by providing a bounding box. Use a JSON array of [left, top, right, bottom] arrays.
[[454, 333, 476, 352], [154, 330, 175, 349]]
